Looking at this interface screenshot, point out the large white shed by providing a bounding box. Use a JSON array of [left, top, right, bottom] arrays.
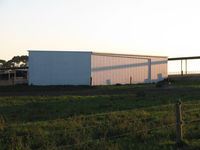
[[28, 51, 168, 86]]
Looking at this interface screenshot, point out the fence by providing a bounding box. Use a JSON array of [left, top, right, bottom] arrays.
[[169, 71, 200, 75], [176, 100, 200, 147], [52, 100, 200, 149], [168, 56, 200, 76]]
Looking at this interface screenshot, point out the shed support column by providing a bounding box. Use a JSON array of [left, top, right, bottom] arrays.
[[130, 76, 132, 84], [8, 72, 11, 80], [13, 70, 16, 85], [148, 59, 151, 83], [185, 59, 187, 75], [181, 60, 183, 76], [90, 77, 92, 86]]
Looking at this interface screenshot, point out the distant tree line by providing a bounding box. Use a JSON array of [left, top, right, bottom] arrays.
[[0, 55, 28, 68]]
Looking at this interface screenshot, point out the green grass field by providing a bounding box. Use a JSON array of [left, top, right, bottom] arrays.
[[0, 80, 200, 150]]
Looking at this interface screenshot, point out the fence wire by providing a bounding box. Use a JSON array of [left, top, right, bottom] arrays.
[[55, 101, 200, 149], [183, 103, 200, 106], [64, 103, 175, 121], [183, 108, 200, 114], [184, 119, 200, 125], [3, 101, 197, 149], [57, 123, 176, 149]]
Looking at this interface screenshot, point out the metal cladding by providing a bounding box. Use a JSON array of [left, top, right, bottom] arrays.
[[91, 53, 167, 85], [28, 51, 91, 86], [28, 51, 168, 86]]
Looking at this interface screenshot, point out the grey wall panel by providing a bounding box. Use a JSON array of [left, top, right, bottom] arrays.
[[28, 51, 167, 86], [29, 51, 91, 85]]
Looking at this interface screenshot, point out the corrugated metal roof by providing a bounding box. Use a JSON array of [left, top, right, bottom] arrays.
[[28, 50, 92, 53], [168, 56, 200, 60], [28, 50, 167, 58], [92, 52, 167, 59]]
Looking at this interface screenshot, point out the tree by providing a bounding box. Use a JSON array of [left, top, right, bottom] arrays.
[[0, 60, 6, 64], [0, 60, 6, 68], [0, 56, 28, 68]]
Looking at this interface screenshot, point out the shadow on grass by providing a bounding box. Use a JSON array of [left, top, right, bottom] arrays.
[[0, 96, 198, 123], [0, 95, 178, 124], [0, 82, 200, 124]]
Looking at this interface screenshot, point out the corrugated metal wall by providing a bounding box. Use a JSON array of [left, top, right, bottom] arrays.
[[91, 54, 167, 86], [29, 51, 91, 86], [151, 57, 168, 82], [28, 51, 167, 86]]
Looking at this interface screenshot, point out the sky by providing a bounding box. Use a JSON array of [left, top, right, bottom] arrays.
[[1, 0, 200, 61]]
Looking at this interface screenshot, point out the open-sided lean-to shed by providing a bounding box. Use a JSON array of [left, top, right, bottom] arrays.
[[28, 51, 168, 86]]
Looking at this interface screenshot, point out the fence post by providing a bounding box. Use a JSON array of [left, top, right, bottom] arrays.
[[130, 76, 132, 84], [90, 77, 92, 86], [181, 60, 183, 76], [175, 100, 183, 146]]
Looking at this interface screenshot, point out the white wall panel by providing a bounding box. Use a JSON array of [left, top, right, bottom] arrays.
[[29, 51, 91, 85], [91, 54, 150, 85], [151, 57, 168, 82], [28, 51, 167, 86], [91, 54, 168, 85]]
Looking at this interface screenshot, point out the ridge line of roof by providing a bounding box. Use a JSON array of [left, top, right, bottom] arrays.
[[92, 52, 167, 58], [28, 50, 92, 53], [28, 50, 167, 58]]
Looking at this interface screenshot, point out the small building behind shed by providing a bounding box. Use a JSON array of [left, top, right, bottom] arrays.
[[0, 68, 28, 86]]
